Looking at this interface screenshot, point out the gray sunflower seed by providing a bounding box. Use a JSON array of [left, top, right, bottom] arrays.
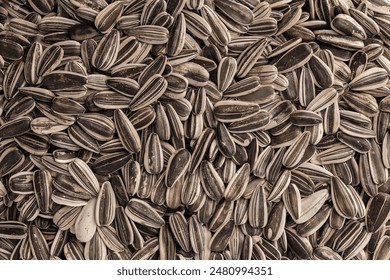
[[125, 25, 169, 44], [73, 197, 98, 243], [282, 131, 311, 169], [64, 240, 85, 260], [114, 109, 141, 154], [167, 14, 186, 57], [42, 70, 87, 91], [0, 116, 31, 138], [276, 6, 302, 36], [0, 38, 24, 61], [373, 236, 390, 260], [169, 212, 191, 252], [236, 38, 268, 78], [189, 215, 205, 254], [93, 152, 132, 176], [214, 100, 260, 123], [189, 128, 215, 173], [53, 174, 92, 201], [308, 54, 334, 89], [209, 219, 235, 252], [173, 62, 209, 87], [159, 224, 176, 260], [182, 9, 212, 40], [228, 110, 270, 133], [95, 1, 123, 34], [217, 57, 237, 92], [313, 246, 343, 260], [274, 43, 313, 73], [37, 45, 64, 77], [93, 91, 131, 109], [29, 225, 50, 260], [51, 97, 85, 116], [267, 169, 291, 202], [91, 30, 120, 71], [285, 228, 313, 259], [144, 133, 164, 175], [317, 34, 364, 51], [248, 185, 268, 228], [297, 204, 332, 237], [84, 231, 107, 260], [0, 147, 25, 177], [294, 189, 329, 224], [95, 181, 116, 227], [306, 87, 338, 112], [215, 0, 253, 25], [131, 237, 159, 260], [0, 221, 27, 239], [282, 183, 301, 221], [349, 8, 379, 37], [33, 170, 52, 213], [201, 5, 230, 46], [366, 193, 390, 233], [115, 206, 134, 246], [331, 14, 366, 40], [224, 163, 250, 201], [68, 124, 100, 153], [331, 176, 365, 219], [77, 113, 115, 142], [130, 74, 168, 111], [68, 158, 100, 196], [264, 200, 286, 241], [3, 61, 25, 99], [126, 198, 164, 228], [200, 160, 225, 201]]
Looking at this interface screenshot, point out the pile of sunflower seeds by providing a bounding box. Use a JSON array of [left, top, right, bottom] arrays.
[[0, 0, 390, 260]]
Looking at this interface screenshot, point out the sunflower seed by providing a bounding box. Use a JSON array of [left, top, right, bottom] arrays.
[[126, 198, 164, 229], [0, 221, 27, 239]]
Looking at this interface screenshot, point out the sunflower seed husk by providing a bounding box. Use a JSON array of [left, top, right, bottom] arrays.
[[165, 148, 191, 188], [114, 109, 141, 154], [0, 221, 27, 239], [126, 198, 164, 229], [366, 193, 390, 233], [68, 158, 100, 196]]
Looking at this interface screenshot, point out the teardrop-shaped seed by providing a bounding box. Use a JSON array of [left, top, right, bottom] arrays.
[[200, 160, 224, 201], [274, 43, 313, 73], [349, 67, 388, 91], [294, 189, 329, 224], [125, 198, 164, 228], [0, 221, 27, 239], [0, 147, 24, 177], [95, 181, 116, 227], [95, 1, 123, 33], [68, 158, 100, 196], [143, 133, 164, 175], [209, 220, 235, 252], [33, 170, 52, 213], [114, 109, 141, 154], [165, 148, 191, 187], [264, 201, 286, 241], [29, 225, 50, 260], [129, 74, 168, 111], [74, 197, 97, 243], [169, 212, 191, 252], [37, 45, 64, 77], [366, 193, 390, 233], [282, 183, 301, 221], [91, 30, 120, 71], [224, 163, 250, 201]]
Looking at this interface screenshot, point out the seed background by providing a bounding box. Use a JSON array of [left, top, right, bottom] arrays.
[[0, 0, 389, 260]]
